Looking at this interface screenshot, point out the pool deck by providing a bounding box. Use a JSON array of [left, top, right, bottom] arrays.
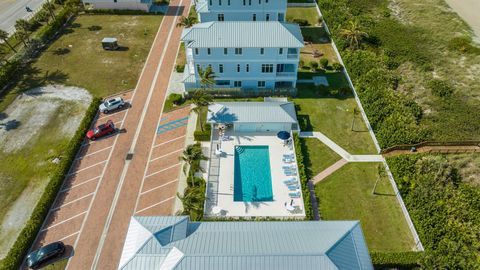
[[204, 129, 306, 218]]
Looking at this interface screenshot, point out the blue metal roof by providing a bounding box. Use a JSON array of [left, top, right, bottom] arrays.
[[181, 21, 304, 48], [207, 101, 298, 124], [119, 216, 373, 270]]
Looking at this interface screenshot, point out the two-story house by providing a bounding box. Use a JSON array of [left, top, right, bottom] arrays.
[[195, 0, 287, 22], [181, 21, 304, 91]]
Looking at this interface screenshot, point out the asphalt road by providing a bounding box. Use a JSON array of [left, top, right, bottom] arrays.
[[0, 0, 46, 34]]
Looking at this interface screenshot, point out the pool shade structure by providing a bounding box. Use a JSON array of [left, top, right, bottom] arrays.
[[277, 131, 291, 140]]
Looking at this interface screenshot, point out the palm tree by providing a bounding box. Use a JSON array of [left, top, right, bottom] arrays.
[[177, 187, 204, 220], [0, 29, 16, 53], [35, 9, 51, 24], [43, 0, 56, 22], [197, 66, 215, 90], [179, 143, 208, 187], [15, 30, 29, 46], [339, 20, 368, 49], [176, 15, 197, 28], [190, 90, 212, 132], [15, 19, 32, 34]]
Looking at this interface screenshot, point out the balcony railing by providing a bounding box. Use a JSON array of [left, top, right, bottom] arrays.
[[287, 54, 298, 59], [276, 71, 297, 77]]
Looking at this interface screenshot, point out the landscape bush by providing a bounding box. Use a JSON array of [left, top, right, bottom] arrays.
[[370, 251, 422, 269], [319, 57, 329, 69], [427, 79, 454, 98], [387, 155, 480, 269], [0, 97, 101, 270], [175, 64, 185, 73], [309, 60, 318, 70], [292, 19, 310, 26], [331, 62, 343, 72], [293, 134, 314, 220], [194, 124, 211, 141]]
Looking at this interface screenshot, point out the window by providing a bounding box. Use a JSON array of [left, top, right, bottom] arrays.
[[266, 14, 270, 21], [207, 48, 211, 55], [253, 14, 256, 21], [237, 64, 241, 72], [258, 81, 266, 88], [234, 81, 242, 87], [219, 0, 222, 5], [243, 0, 245, 5], [261, 64, 274, 73], [195, 48, 199, 55], [228, 0, 230, 5], [219, 64, 224, 73], [209, 0, 212, 5], [248, 0, 251, 5], [266, 0, 268, 2], [246, 64, 250, 72], [216, 80, 230, 86], [259, 0, 261, 4], [196, 64, 200, 71], [235, 48, 242, 55], [279, 48, 283, 55], [278, 13, 285, 22], [208, 64, 212, 69], [287, 48, 297, 54], [260, 48, 264, 55], [218, 14, 224, 21], [224, 48, 228, 55]]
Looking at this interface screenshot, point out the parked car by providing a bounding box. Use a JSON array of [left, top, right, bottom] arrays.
[[26, 241, 65, 269], [86, 120, 115, 140], [99, 97, 125, 114]]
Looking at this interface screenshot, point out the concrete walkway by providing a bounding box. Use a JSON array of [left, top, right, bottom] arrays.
[[299, 131, 384, 183]]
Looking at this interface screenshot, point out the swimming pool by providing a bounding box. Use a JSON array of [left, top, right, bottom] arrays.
[[234, 145, 273, 202]]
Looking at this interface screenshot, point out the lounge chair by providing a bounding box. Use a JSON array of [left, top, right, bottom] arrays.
[[283, 178, 297, 185], [289, 191, 301, 198], [287, 184, 300, 191], [283, 153, 295, 159], [283, 157, 295, 163], [282, 165, 295, 169], [284, 170, 297, 176]]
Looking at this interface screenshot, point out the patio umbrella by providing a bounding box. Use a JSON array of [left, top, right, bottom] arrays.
[[277, 131, 291, 140]]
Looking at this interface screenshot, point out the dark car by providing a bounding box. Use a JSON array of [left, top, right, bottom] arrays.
[[86, 120, 115, 140], [26, 241, 65, 269]]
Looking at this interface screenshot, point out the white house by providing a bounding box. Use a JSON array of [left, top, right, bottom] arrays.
[[207, 100, 299, 132], [82, 0, 152, 12], [195, 0, 287, 22], [181, 21, 303, 91]]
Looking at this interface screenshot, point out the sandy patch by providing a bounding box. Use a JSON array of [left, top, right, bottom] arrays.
[[444, 0, 480, 41], [0, 178, 48, 259], [0, 85, 92, 153]]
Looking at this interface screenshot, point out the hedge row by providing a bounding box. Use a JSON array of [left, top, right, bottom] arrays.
[[0, 98, 101, 270], [293, 133, 313, 220], [0, 59, 22, 91], [194, 128, 211, 141], [370, 251, 422, 269]]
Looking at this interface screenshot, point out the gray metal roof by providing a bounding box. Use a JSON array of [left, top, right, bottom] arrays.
[[181, 21, 304, 48], [207, 101, 298, 124], [119, 216, 374, 270]]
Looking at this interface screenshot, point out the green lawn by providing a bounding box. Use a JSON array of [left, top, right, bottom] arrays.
[[0, 14, 162, 112], [301, 138, 341, 178], [315, 163, 415, 252], [286, 7, 321, 26], [293, 84, 377, 154]]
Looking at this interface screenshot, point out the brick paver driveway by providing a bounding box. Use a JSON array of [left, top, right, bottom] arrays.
[[25, 0, 191, 269]]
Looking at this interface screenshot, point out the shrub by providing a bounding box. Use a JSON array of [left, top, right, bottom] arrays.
[[292, 19, 310, 26], [319, 58, 329, 69], [309, 60, 318, 70], [0, 98, 101, 270], [194, 124, 211, 141], [298, 59, 305, 68], [175, 64, 185, 73], [317, 16, 323, 25], [447, 36, 480, 54], [293, 134, 313, 220], [331, 62, 343, 72], [171, 93, 184, 105], [427, 79, 454, 98], [371, 251, 422, 269]]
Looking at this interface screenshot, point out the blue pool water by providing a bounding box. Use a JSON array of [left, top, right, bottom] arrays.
[[234, 145, 273, 202]]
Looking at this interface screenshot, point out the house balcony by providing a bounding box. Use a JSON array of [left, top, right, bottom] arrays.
[[287, 54, 298, 59], [276, 71, 297, 77]]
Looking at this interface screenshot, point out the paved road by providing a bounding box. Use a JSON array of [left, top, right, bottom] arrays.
[[0, 0, 46, 34]]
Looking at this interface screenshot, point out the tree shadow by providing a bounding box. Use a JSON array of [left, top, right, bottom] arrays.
[[165, 6, 185, 16], [43, 69, 69, 84], [0, 119, 21, 131], [52, 47, 71, 55], [0, 112, 7, 121], [71, 23, 82, 28], [117, 46, 129, 51], [88, 25, 102, 31]]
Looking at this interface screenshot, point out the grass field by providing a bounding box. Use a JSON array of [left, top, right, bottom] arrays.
[[300, 138, 341, 177], [0, 14, 162, 112], [286, 7, 321, 26], [315, 162, 415, 252], [293, 85, 377, 154]]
